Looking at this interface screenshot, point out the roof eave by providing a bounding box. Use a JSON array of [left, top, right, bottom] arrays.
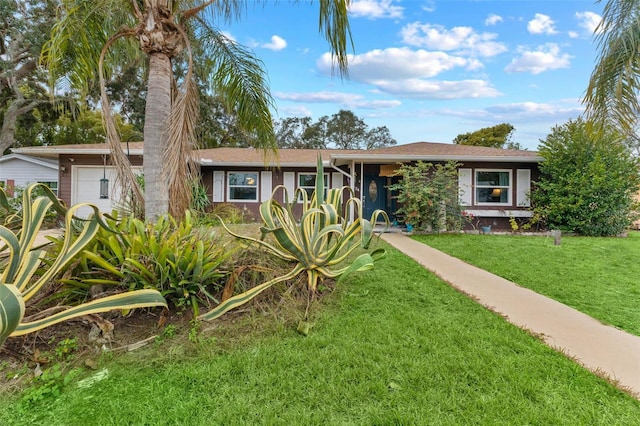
[[330, 154, 543, 165]]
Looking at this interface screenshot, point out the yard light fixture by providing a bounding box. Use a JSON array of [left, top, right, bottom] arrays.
[[100, 155, 109, 199]]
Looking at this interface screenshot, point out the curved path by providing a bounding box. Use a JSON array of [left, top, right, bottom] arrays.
[[381, 232, 640, 399]]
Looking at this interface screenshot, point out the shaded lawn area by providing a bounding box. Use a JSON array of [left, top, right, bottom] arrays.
[[412, 232, 640, 337], [1, 245, 638, 424]]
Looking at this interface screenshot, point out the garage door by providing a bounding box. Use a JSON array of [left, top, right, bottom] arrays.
[[72, 166, 142, 218]]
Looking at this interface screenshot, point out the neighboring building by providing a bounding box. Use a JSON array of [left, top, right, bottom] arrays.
[[12, 141, 543, 228], [0, 153, 59, 195]]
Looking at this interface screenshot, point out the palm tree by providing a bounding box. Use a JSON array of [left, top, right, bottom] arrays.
[[43, 0, 353, 220], [583, 0, 640, 135]]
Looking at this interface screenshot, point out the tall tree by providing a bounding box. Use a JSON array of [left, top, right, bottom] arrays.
[[584, 0, 640, 134], [325, 109, 367, 149], [0, 0, 56, 155], [274, 116, 332, 149], [453, 123, 515, 149], [44, 1, 353, 220], [365, 125, 397, 150]]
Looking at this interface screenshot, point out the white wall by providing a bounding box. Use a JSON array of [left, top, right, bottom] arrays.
[[0, 155, 58, 187]]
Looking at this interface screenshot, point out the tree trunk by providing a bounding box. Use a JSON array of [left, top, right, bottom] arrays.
[[0, 99, 39, 155], [143, 53, 172, 220]]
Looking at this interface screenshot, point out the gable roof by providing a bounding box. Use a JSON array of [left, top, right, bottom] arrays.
[[331, 142, 542, 165], [12, 141, 542, 166], [11, 143, 144, 159], [0, 153, 59, 169]]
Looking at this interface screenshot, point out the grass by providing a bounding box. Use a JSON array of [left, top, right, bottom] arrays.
[[1, 243, 638, 424], [412, 232, 640, 336]]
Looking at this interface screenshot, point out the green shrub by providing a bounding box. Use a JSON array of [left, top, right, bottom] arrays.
[[531, 118, 640, 236], [0, 184, 166, 347], [54, 211, 231, 316], [387, 160, 463, 232], [200, 156, 388, 325]]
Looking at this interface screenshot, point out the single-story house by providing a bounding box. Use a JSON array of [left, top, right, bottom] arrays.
[[0, 153, 59, 196], [12, 141, 543, 229]]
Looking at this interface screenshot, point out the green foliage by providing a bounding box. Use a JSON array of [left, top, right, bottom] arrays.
[[18, 364, 81, 408], [0, 184, 167, 347], [453, 123, 516, 149], [194, 203, 249, 227], [274, 110, 397, 149], [388, 161, 464, 232], [200, 156, 388, 323], [531, 117, 640, 236], [0, 185, 59, 229], [49, 110, 137, 146], [57, 211, 231, 315]]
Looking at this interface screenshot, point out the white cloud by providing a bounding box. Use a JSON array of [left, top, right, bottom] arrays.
[[568, 31, 579, 39], [274, 91, 401, 109], [261, 35, 287, 51], [316, 48, 500, 100], [400, 22, 507, 57], [349, 0, 403, 19], [278, 105, 313, 117], [504, 43, 571, 74], [373, 79, 501, 99], [527, 13, 558, 35], [484, 101, 582, 119], [485, 14, 503, 26], [575, 11, 602, 35]]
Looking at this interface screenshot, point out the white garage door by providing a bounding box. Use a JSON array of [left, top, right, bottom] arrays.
[[72, 166, 142, 218]]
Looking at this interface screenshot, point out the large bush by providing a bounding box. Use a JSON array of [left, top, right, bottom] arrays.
[[388, 161, 463, 232], [531, 118, 640, 236]]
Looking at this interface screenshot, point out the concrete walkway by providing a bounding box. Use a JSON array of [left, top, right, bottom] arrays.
[[381, 232, 640, 399]]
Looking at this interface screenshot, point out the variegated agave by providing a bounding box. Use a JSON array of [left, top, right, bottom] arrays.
[[200, 156, 388, 323], [0, 184, 167, 347]]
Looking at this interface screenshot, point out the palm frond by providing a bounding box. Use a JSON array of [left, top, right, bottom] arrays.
[[165, 25, 200, 219], [584, 0, 640, 133], [194, 18, 277, 158]]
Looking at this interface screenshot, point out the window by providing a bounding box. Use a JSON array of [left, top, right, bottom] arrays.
[[298, 173, 328, 200], [39, 181, 58, 196], [475, 170, 510, 205], [227, 172, 258, 201]]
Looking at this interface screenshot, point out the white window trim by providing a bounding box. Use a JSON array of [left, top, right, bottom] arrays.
[[297, 172, 329, 200], [475, 169, 512, 206], [227, 172, 259, 202]]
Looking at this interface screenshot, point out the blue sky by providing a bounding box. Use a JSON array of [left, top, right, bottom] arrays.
[[220, 1, 604, 151]]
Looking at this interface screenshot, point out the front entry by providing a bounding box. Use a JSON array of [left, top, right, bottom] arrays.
[[363, 174, 387, 219]]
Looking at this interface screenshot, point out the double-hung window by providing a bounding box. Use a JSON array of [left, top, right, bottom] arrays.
[[298, 173, 328, 200], [475, 170, 511, 205], [227, 172, 258, 201], [38, 181, 58, 196]]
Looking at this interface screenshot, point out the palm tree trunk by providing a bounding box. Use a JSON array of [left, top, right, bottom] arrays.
[[144, 53, 172, 220]]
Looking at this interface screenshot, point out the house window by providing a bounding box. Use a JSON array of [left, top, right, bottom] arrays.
[[227, 172, 258, 201], [475, 170, 511, 205], [39, 181, 58, 196], [298, 173, 328, 200]]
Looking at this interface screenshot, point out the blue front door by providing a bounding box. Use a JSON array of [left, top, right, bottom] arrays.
[[363, 174, 387, 219]]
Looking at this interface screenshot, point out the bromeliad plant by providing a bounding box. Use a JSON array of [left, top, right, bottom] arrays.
[[58, 211, 231, 317], [0, 184, 167, 347], [200, 156, 388, 323]]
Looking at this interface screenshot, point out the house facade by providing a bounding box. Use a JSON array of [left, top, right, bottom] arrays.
[[0, 153, 59, 195], [12, 142, 542, 228]]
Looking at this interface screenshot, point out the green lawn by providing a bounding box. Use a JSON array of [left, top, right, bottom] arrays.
[[1, 244, 638, 425], [412, 232, 640, 336]]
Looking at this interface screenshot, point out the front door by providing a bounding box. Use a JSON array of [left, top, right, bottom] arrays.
[[363, 174, 387, 219]]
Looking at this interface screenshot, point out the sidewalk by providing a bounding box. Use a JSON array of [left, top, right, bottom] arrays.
[[381, 232, 640, 399]]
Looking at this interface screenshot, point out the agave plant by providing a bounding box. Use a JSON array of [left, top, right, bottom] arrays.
[[0, 184, 167, 347], [200, 156, 388, 323]]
